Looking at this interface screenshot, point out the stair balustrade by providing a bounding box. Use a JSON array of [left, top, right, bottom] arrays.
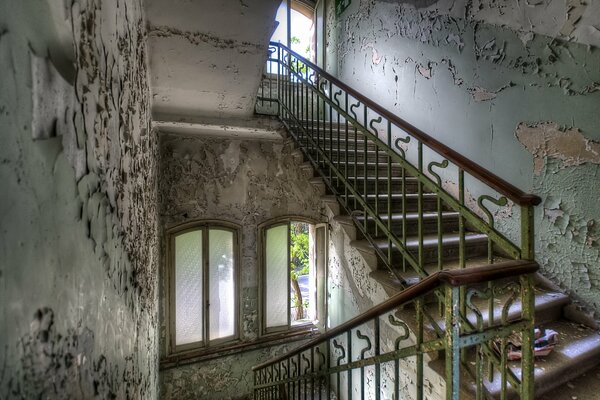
[[254, 42, 542, 400]]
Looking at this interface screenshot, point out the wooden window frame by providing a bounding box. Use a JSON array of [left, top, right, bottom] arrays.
[[258, 216, 328, 337], [166, 220, 241, 356]]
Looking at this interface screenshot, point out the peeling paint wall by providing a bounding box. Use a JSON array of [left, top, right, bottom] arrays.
[[0, 0, 158, 398], [325, 0, 600, 315], [158, 132, 324, 399]]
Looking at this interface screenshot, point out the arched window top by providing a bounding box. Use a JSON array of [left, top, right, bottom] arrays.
[[167, 220, 240, 354], [271, 1, 315, 60]]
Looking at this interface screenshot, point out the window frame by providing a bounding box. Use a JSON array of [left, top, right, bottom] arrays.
[[166, 220, 241, 355], [258, 216, 327, 337]]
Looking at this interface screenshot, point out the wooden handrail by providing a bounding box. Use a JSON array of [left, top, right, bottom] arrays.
[[270, 42, 541, 206], [252, 259, 538, 371]]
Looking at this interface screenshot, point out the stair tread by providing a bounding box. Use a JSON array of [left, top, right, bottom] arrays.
[[350, 232, 488, 253], [427, 288, 570, 333], [480, 320, 600, 398], [370, 256, 506, 290], [349, 192, 437, 199], [353, 211, 460, 221], [538, 363, 600, 400]]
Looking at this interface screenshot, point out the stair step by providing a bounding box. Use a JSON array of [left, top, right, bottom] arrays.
[[335, 175, 420, 192], [335, 211, 460, 236], [363, 211, 460, 236], [345, 193, 441, 213], [538, 363, 600, 400], [427, 288, 570, 333], [350, 232, 489, 266], [370, 256, 503, 293], [477, 320, 600, 399], [315, 160, 405, 176]]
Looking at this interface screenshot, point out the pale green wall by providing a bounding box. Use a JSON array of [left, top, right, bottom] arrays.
[[324, 0, 600, 314]]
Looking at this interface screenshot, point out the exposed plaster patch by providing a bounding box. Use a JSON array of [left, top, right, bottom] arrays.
[[362, 42, 383, 65], [560, 0, 588, 38], [149, 25, 264, 54], [516, 122, 600, 175], [467, 82, 514, 102], [417, 61, 435, 79]]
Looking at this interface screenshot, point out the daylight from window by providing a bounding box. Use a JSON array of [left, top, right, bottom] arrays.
[[270, 2, 313, 59], [264, 221, 316, 332]]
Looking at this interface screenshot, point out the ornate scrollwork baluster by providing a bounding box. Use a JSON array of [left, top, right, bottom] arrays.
[[388, 315, 410, 349], [356, 329, 372, 359], [478, 194, 508, 229], [302, 353, 311, 375], [332, 339, 346, 365], [308, 71, 317, 86], [368, 116, 382, 136], [465, 288, 492, 332], [291, 357, 298, 377], [319, 79, 328, 96], [282, 361, 288, 380], [427, 159, 449, 186], [493, 282, 521, 324], [394, 136, 411, 159], [349, 100, 361, 121], [315, 347, 326, 371], [333, 89, 342, 107]]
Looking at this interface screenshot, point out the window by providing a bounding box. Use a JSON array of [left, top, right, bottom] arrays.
[[167, 222, 239, 353], [260, 218, 327, 335]]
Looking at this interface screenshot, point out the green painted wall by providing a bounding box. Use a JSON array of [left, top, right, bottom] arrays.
[[324, 0, 600, 315]]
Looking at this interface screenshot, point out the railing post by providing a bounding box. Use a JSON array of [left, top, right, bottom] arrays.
[[445, 285, 460, 400], [520, 205, 535, 261]]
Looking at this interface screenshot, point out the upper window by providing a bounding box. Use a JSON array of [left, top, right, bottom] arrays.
[[260, 218, 327, 335], [271, 1, 315, 58], [168, 222, 239, 353]]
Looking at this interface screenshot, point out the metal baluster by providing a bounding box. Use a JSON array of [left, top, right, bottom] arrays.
[[458, 169, 467, 364], [374, 318, 381, 400], [347, 330, 353, 400], [297, 354, 301, 400], [416, 298, 424, 400], [328, 81, 333, 182], [445, 285, 461, 400], [387, 121, 392, 267], [417, 142, 424, 272], [277, 46, 281, 116], [344, 93, 349, 207], [311, 348, 315, 399]]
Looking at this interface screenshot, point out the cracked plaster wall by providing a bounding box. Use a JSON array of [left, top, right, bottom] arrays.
[[0, 0, 158, 398], [324, 0, 600, 314], [158, 132, 324, 399]]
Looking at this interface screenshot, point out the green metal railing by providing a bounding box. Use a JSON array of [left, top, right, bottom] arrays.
[[255, 42, 541, 399], [253, 262, 539, 400]]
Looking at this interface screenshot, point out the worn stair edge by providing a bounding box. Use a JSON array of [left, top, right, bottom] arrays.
[[349, 232, 489, 254], [481, 321, 600, 399]]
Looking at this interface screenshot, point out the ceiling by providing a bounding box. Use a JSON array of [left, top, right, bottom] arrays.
[[146, 0, 281, 120]]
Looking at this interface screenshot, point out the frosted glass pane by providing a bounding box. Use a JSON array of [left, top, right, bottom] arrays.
[[175, 230, 203, 346], [266, 225, 289, 328], [208, 229, 235, 340]]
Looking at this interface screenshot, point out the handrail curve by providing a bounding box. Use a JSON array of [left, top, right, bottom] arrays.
[[269, 41, 540, 206], [252, 259, 538, 371]]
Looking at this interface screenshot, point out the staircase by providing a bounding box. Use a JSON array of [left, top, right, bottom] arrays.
[[253, 42, 600, 400]]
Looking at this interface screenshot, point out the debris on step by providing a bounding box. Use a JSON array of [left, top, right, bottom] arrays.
[[494, 327, 559, 361]]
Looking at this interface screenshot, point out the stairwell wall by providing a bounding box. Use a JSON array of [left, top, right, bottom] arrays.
[[158, 132, 325, 399], [323, 0, 600, 316], [0, 0, 159, 397]]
